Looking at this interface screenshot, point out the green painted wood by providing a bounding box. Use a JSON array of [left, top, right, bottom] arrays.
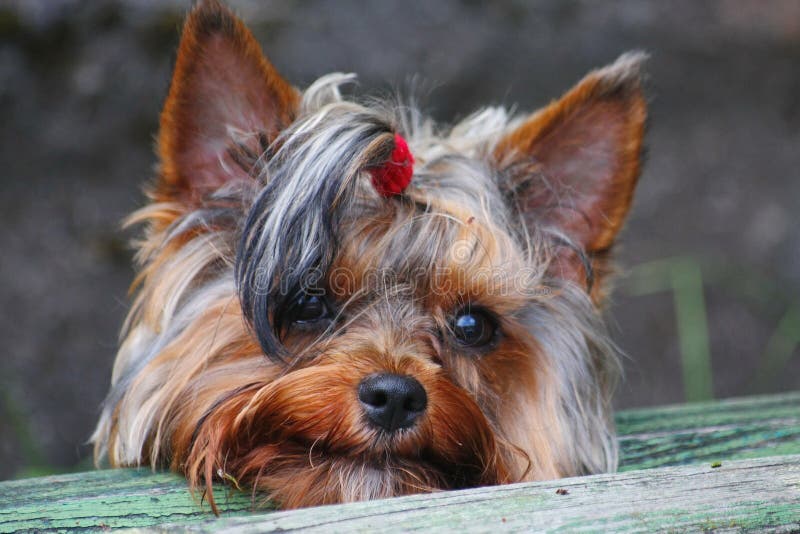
[[140, 455, 800, 533], [618, 390, 800, 471], [0, 469, 261, 533], [1, 392, 798, 532]]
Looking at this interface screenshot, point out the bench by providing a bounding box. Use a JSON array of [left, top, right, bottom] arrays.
[[2, 391, 798, 532]]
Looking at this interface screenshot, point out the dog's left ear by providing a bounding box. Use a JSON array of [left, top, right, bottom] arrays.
[[494, 52, 647, 299], [156, 0, 300, 203]]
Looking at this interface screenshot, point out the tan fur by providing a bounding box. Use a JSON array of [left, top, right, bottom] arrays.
[[93, 0, 646, 513]]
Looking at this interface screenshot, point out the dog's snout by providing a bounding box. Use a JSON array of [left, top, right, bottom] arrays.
[[358, 374, 427, 432]]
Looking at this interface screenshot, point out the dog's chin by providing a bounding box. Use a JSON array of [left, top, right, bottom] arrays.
[[228, 446, 464, 509], [188, 431, 500, 510], [182, 370, 510, 510]]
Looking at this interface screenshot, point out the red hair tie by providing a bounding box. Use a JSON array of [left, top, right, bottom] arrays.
[[370, 133, 414, 197]]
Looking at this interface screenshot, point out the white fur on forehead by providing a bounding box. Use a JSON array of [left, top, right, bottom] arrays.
[[298, 73, 513, 163], [244, 71, 523, 271], [294, 73, 517, 219]]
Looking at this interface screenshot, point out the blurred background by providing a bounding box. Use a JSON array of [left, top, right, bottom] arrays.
[[1, 0, 798, 480]]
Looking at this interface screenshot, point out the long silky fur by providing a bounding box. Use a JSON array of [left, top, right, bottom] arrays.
[[92, 73, 622, 510]]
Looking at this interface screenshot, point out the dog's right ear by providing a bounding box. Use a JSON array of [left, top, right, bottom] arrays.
[[156, 0, 300, 203]]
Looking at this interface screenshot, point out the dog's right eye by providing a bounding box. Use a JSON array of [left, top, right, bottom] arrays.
[[291, 294, 331, 324]]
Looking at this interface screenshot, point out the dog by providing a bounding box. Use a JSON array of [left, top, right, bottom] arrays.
[[92, 0, 646, 511]]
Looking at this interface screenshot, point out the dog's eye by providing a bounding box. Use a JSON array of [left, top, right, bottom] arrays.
[[452, 309, 497, 347], [291, 294, 330, 323]]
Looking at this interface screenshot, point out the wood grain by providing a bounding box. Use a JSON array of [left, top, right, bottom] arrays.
[[145, 455, 800, 533], [1, 392, 798, 532], [618, 391, 800, 470]]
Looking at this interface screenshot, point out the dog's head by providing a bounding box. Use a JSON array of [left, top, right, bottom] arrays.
[[93, 0, 646, 510]]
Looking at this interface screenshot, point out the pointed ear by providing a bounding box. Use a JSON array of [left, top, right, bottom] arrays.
[[156, 0, 300, 203], [494, 52, 647, 297]]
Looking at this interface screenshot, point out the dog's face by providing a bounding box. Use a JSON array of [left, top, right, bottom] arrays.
[[93, 0, 646, 510]]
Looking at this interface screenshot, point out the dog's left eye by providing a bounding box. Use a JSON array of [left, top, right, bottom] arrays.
[[291, 294, 331, 323], [452, 308, 497, 347]]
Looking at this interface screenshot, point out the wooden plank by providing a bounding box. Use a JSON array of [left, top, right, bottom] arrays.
[[0, 469, 258, 532], [618, 391, 800, 471], [1, 392, 798, 532], [141, 455, 800, 533]]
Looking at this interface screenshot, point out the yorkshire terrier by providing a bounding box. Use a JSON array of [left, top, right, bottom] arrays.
[[93, 0, 647, 511]]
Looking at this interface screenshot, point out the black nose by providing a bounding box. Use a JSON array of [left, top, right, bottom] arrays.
[[358, 374, 428, 432]]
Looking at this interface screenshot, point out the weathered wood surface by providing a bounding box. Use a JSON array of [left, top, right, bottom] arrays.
[[0, 470, 257, 533], [1, 391, 798, 533], [145, 455, 800, 533], [617, 390, 800, 471]]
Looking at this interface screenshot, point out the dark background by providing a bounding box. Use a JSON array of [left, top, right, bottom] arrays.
[[1, 0, 799, 480]]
